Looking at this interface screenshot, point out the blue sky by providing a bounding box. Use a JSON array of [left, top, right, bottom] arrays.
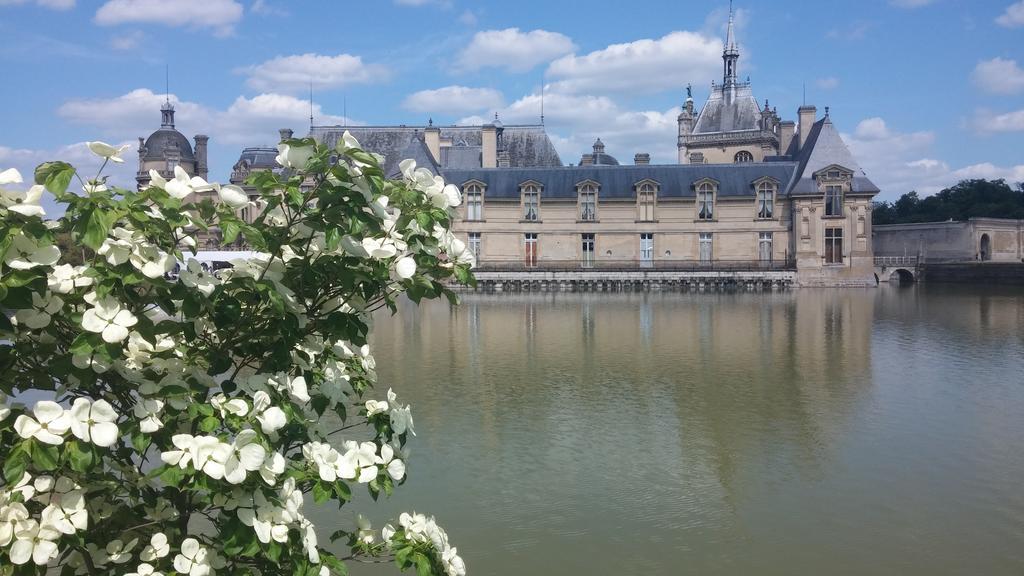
[[0, 0, 1022, 200]]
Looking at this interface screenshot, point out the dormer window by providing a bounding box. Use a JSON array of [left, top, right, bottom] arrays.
[[827, 170, 841, 179], [521, 183, 540, 221], [464, 182, 484, 221], [816, 165, 851, 218], [577, 181, 598, 221], [636, 181, 657, 222], [754, 177, 778, 219], [696, 180, 716, 221], [825, 185, 844, 217], [734, 150, 753, 163]]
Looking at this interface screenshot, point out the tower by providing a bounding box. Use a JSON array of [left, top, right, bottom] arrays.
[[723, 4, 739, 93], [677, 84, 696, 163]]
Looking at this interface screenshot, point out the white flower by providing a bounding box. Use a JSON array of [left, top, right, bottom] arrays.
[[83, 179, 108, 195], [388, 389, 416, 436], [395, 256, 416, 280], [0, 393, 10, 422], [40, 489, 88, 534], [164, 166, 203, 200], [140, 532, 169, 562], [9, 519, 60, 565], [81, 297, 138, 343], [173, 538, 223, 576], [276, 142, 315, 170], [344, 440, 379, 484], [105, 538, 138, 564], [442, 546, 467, 576], [14, 401, 70, 445], [147, 169, 167, 190], [361, 237, 398, 260], [223, 429, 267, 485], [302, 441, 356, 482], [130, 243, 175, 278], [259, 451, 286, 485], [211, 394, 249, 419], [381, 523, 396, 542], [376, 444, 406, 481], [47, 264, 94, 294], [365, 399, 389, 417], [14, 291, 63, 329], [69, 398, 119, 447], [336, 130, 361, 153], [301, 518, 320, 563], [252, 391, 287, 435], [126, 562, 163, 576], [0, 501, 29, 547], [3, 233, 60, 270], [0, 172, 45, 216], [133, 398, 165, 433], [356, 515, 375, 544], [179, 259, 219, 296], [269, 373, 309, 404], [86, 141, 130, 163], [193, 436, 231, 480], [97, 227, 135, 265], [160, 433, 198, 468], [217, 184, 251, 209]]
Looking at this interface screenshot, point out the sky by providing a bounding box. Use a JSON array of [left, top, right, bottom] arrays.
[[0, 0, 1022, 202]]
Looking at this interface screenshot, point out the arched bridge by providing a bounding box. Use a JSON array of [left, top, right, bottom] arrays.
[[874, 256, 919, 284]]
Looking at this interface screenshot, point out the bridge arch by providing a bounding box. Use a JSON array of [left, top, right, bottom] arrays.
[[889, 268, 915, 284], [980, 233, 991, 261]]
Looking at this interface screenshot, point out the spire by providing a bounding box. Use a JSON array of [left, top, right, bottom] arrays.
[[160, 64, 175, 128], [723, 1, 739, 87]]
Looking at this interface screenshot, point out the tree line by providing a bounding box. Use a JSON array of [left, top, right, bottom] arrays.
[[872, 179, 1024, 225]]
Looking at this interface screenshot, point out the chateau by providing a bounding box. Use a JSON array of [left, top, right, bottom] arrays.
[[140, 7, 881, 286]]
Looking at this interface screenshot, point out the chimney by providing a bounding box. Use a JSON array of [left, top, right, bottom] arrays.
[[580, 154, 595, 166], [634, 153, 650, 165], [193, 135, 209, 180], [797, 106, 816, 152], [481, 124, 497, 168], [279, 128, 294, 142], [424, 121, 441, 164], [779, 121, 795, 155]]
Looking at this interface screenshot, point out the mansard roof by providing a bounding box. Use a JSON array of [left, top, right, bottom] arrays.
[[692, 83, 762, 134], [309, 124, 562, 177], [441, 162, 800, 200], [142, 128, 195, 163], [790, 117, 880, 196]]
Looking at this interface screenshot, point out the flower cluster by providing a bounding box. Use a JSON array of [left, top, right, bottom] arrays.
[[0, 130, 469, 575]]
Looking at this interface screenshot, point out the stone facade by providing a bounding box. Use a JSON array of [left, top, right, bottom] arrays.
[[874, 218, 1024, 263], [135, 100, 208, 191]]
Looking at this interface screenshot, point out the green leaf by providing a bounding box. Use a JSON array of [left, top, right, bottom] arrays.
[[222, 220, 241, 244], [199, 416, 220, 433], [413, 552, 433, 576], [130, 431, 151, 454], [34, 161, 76, 195], [332, 480, 351, 502], [159, 465, 186, 486], [3, 445, 28, 484], [33, 443, 60, 471], [68, 441, 95, 473], [81, 207, 113, 250], [313, 481, 331, 504]]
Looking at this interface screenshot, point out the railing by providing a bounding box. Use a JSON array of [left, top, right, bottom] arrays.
[[474, 259, 796, 273], [873, 256, 919, 267]]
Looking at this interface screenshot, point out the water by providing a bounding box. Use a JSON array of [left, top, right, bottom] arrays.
[[316, 285, 1024, 575]]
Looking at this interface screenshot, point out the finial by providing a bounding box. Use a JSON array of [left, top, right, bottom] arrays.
[[428, 117, 433, 127], [494, 112, 499, 120], [165, 64, 169, 105], [687, 83, 693, 99], [825, 106, 830, 118]]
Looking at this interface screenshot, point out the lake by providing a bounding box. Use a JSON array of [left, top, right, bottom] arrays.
[[322, 285, 1024, 576]]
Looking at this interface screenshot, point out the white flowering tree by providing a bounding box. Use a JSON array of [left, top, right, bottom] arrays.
[[0, 134, 473, 576]]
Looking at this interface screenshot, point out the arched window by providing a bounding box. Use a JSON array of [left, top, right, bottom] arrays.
[[579, 183, 597, 221], [756, 181, 775, 219], [697, 182, 715, 220], [734, 150, 753, 163], [522, 184, 540, 221], [465, 183, 484, 220], [637, 182, 656, 222]]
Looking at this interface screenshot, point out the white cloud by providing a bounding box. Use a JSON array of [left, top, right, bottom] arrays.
[[546, 31, 721, 95], [0, 0, 75, 9], [971, 108, 1024, 133], [971, 57, 1024, 95], [889, 0, 935, 7], [403, 86, 504, 115], [57, 88, 354, 146], [94, 0, 243, 36], [458, 9, 477, 26], [251, 0, 286, 16], [238, 53, 389, 93], [816, 76, 840, 90], [459, 91, 681, 165], [455, 28, 576, 73], [996, 1, 1024, 27], [109, 30, 144, 51], [843, 117, 1024, 197]]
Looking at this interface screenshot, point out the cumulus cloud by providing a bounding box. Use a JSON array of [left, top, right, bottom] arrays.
[[971, 57, 1024, 95], [95, 0, 243, 36], [843, 117, 1024, 197], [0, 0, 75, 9], [816, 77, 840, 90], [238, 53, 389, 93], [460, 91, 681, 164], [455, 28, 576, 73], [971, 108, 1024, 133], [251, 0, 287, 16], [403, 86, 504, 115], [546, 31, 721, 95], [996, 1, 1024, 27]]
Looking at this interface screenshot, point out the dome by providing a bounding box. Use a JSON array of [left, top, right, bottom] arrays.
[[235, 147, 278, 170], [142, 128, 195, 163]]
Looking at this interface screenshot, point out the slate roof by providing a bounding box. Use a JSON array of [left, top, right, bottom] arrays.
[[790, 117, 880, 196], [692, 83, 762, 134], [142, 128, 194, 162], [441, 162, 800, 200], [309, 124, 562, 176], [235, 147, 278, 170]]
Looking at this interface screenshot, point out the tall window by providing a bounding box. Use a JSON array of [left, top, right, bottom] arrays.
[[699, 232, 713, 264], [166, 159, 179, 173], [757, 182, 775, 219], [825, 228, 843, 264], [468, 232, 481, 262], [522, 185, 539, 221], [758, 232, 773, 264], [524, 233, 538, 267], [637, 183, 656, 221], [734, 150, 754, 163], [581, 234, 595, 268], [640, 234, 654, 268], [825, 185, 844, 217], [697, 182, 715, 220], [579, 184, 597, 221], [466, 184, 483, 220]]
